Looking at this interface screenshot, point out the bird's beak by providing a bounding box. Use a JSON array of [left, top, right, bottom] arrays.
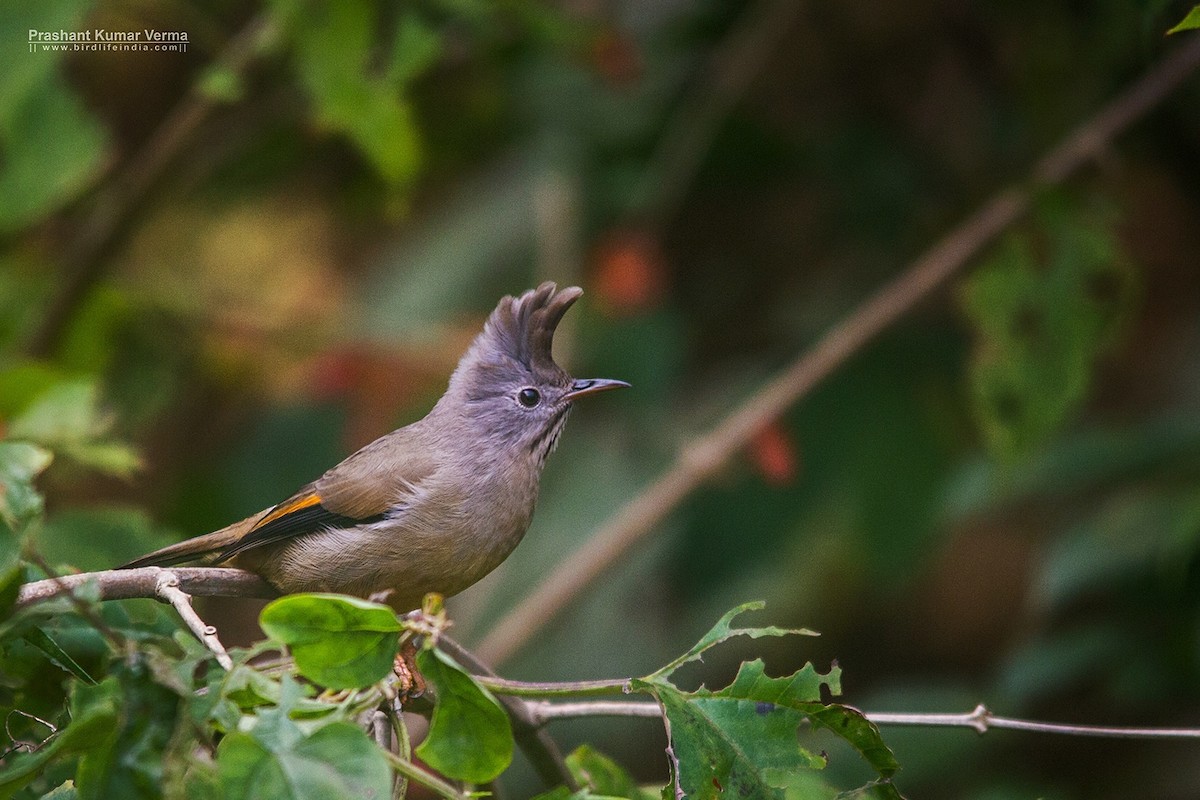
[[564, 378, 631, 402]]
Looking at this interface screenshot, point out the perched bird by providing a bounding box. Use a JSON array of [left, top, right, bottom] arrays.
[[121, 283, 628, 610]]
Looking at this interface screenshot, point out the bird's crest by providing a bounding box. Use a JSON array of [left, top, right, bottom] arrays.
[[481, 282, 581, 375]]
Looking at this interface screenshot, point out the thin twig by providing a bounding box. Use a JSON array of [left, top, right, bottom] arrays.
[[524, 698, 1200, 740], [476, 35, 1200, 667], [25, 14, 278, 357], [14, 565, 1200, 745], [866, 704, 1200, 739], [153, 571, 233, 670]]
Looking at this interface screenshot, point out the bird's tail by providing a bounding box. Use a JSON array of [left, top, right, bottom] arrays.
[[118, 519, 253, 569]]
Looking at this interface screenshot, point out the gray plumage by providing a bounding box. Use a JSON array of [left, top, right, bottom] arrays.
[[121, 283, 628, 611]]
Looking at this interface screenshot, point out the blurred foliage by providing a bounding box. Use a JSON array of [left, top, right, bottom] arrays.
[[0, 0, 108, 234], [960, 196, 1138, 461], [1, 0, 1200, 797]]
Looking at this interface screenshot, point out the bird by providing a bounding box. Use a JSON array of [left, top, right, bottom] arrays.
[[120, 283, 628, 611]]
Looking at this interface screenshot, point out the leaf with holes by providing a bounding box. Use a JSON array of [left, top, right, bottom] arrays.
[[647, 601, 816, 682], [635, 658, 902, 800], [959, 199, 1137, 460]]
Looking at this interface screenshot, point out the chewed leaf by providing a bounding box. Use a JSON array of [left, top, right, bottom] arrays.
[[646, 601, 817, 683], [698, 659, 898, 779], [648, 681, 827, 800], [633, 659, 901, 800]]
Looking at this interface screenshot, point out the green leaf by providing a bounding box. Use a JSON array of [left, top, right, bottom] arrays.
[[9, 381, 107, 446], [654, 685, 826, 800], [5, 380, 140, 479], [1167, 5, 1200, 33], [0, 677, 120, 793], [62, 441, 142, 479], [633, 659, 900, 800], [217, 722, 391, 800], [0, 1, 108, 232], [647, 601, 816, 682], [74, 659, 185, 799], [22, 627, 96, 684], [268, 0, 424, 185], [415, 647, 513, 783], [566, 745, 655, 800], [39, 780, 79, 799], [259, 594, 403, 689], [0, 440, 52, 533], [959, 200, 1137, 460]]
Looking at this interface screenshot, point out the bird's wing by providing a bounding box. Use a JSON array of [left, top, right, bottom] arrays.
[[213, 428, 437, 562]]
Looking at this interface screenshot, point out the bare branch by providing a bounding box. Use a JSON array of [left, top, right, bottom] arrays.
[[17, 566, 277, 607], [154, 571, 233, 670], [476, 35, 1200, 667], [524, 699, 1200, 741], [867, 704, 1200, 739]]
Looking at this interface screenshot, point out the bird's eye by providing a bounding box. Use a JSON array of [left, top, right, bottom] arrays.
[[517, 387, 541, 408]]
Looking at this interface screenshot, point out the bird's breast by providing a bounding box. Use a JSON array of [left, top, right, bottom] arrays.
[[252, 458, 543, 610]]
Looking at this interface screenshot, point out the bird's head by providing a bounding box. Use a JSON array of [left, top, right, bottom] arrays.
[[442, 283, 628, 462]]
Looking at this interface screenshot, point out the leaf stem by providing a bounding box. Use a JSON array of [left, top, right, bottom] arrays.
[[471, 674, 631, 698], [382, 750, 472, 800]]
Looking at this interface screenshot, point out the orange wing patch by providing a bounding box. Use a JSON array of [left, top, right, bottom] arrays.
[[255, 493, 323, 529]]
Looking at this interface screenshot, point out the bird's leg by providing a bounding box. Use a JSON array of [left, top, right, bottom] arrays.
[[392, 592, 450, 702], [392, 638, 427, 702]]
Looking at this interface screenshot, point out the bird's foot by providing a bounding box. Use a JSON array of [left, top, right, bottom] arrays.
[[392, 638, 426, 701]]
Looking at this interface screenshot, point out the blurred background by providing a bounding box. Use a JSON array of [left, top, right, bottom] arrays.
[[3, 0, 1200, 797]]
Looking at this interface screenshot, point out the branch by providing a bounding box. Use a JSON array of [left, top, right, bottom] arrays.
[[17, 566, 277, 606], [154, 571, 234, 670], [475, 35, 1200, 667], [523, 699, 1200, 740], [867, 704, 1200, 739]]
